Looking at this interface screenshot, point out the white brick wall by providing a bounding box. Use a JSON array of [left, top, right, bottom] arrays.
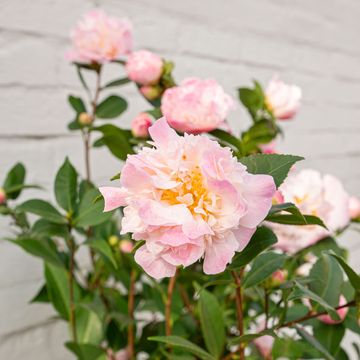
[[0, 0, 359, 358]]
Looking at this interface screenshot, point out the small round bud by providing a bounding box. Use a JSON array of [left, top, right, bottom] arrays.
[[119, 239, 133, 254], [0, 188, 6, 204], [78, 112, 93, 126], [131, 113, 153, 138], [270, 269, 287, 287], [108, 235, 119, 247], [140, 85, 162, 101]]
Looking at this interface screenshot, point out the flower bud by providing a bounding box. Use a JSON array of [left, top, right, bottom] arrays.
[[119, 239, 133, 253], [108, 235, 119, 247], [131, 113, 153, 138], [78, 112, 93, 126], [0, 188, 6, 204], [349, 196, 360, 220], [270, 269, 287, 287], [140, 85, 162, 101], [318, 295, 348, 324]]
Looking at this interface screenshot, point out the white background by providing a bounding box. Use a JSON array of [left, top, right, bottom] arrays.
[[0, 0, 359, 358]]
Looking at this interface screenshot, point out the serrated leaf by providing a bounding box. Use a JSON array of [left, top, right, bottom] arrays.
[[17, 199, 66, 224], [54, 158, 78, 213], [239, 154, 304, 188], [228, 227, 278, 270], [198, 289, 225, 357], [149, 336, 215, 360]]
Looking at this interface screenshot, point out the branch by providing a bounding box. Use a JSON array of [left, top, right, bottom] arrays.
[[127, 270, 136, 359], [165, 269, 178, 337], [68, 236, 77, 343]]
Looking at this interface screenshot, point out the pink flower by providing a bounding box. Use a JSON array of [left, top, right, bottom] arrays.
[[100, 118, 275, 278], [349, 196, 360, 219], [126, 50, 163, 85], [66, 10, 132, 64], [161, 78, 235, 134], [107, 349, 129, 360], [254, 334, 273, 359], [318, 295, 349, 324], [259, 141, 276, 154], [0, 188, 6, 204], [265, 77, 302, 120], [131, 113, 153, 138], [119, 240, 134, 253], [271, 169, 350, 254]]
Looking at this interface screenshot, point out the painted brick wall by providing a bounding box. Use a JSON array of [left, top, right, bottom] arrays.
[[0, 0, 359, 358]]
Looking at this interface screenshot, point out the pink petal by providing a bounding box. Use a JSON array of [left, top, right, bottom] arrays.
[[232, 226, 256, 251], [134, 245, 176, 279], [148, 117, 179, 148], [99, 186, 128, 212], [240, 174, 276, 228], [162, 242, 204, 267], [182, 218, 214, 239]]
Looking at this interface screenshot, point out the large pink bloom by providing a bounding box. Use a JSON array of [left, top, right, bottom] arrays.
[[66, 10, 132, 64], [161, 78, 235, 134], [100, 119, 275, 278], [265, 76, 302, 120], [126, 50, 163, 85], [271, 169, 350, 254]]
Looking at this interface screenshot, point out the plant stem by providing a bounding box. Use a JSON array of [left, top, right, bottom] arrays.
[[127, 270, 136, 359], [264, 288, 269, 330], [68, 237, 77, 343], [165, 269, 178, 337], [231, 269, 245, 360], [276, 300, 355, 329]]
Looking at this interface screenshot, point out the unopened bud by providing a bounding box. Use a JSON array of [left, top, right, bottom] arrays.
[[140, 85, 162, 101], [108, 235, 119, 247], [78, 112, 93, 126], [0, 188, 6, 204], [271, 269, 287, 287], [119, 239, 133, 254]]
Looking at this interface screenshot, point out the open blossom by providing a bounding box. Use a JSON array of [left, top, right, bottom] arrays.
[[100, 118, 275, 278], [271, 169, 350, 254], [161, 78, 235, 134], [131, 113, 153, 138], [318, 295, 348, 324], [66, 10, 132, 64], [126, 50, 163, 85], [349, 196, 360, 219], [265, 77, 302, 120]]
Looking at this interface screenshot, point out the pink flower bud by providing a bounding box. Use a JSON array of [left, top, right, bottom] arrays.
[[265, 76, 302, 120], [140, 85, 162, 101], [131, 113, 153, 138], [349, 196, 360, 219], [119, 240, 133, 254], [0, 188, 6, 204], [126, 50, 163, 85], [78, 112, 93, 126], [271, 269, 287, 286], [318, 295, 348, 324], [259, 141, 276, 154]]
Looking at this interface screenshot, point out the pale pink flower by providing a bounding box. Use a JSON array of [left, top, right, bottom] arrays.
[[318, 295, 349, 324], [161, 78, 235, 134], [66, 10, 132, 64], [254, 335, 273, 359], [126, 50, 163, 85], [100, 118, 275, 278], [0, 188, 6, 204], [119, 240, 134, 253], [106, 348, 129, 360], [265, 77, 302, 120], [131, 113, 153, 138], [259, 141, 276, 154], [271, 169, 350, 254], [349, 196, 360, 219]]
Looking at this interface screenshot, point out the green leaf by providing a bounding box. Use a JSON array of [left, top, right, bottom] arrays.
[[268, 202, 304, 218], [84, 238, 117, 269], [32, 219, 69, 239], [76, 306, 103, 344], [243, 252, 287, 288], [295, 325, 336, 360], [239, 154, 304, 188], [68, 119, 81, 131], [30, 284, 49, 303], [266, 213, 327, 228], [45, 263, 80, 320], [54, 158, 78, 214], [65, 342, 106, 360], [309, 254, 343, 309], [68, 95, 86, 113], [4, 184, 42, 195], [17, 199, 66, 224], [74, 189, 113, 228], [228, 329, 276, 346], [329, 253, 360, 291], [3, 163, 26, 199], [149, 336, 215, 360], [102, 77, 130, 89], [238, 84, 265, 118], [313, 322, 345, 355], [10, 237, 64, 268], [228, 227, 277, 270], [289, 281, 340, 321], [209, 129, 243, 152], [96, 95, 127, 119], [198, 289, 225, 358]]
